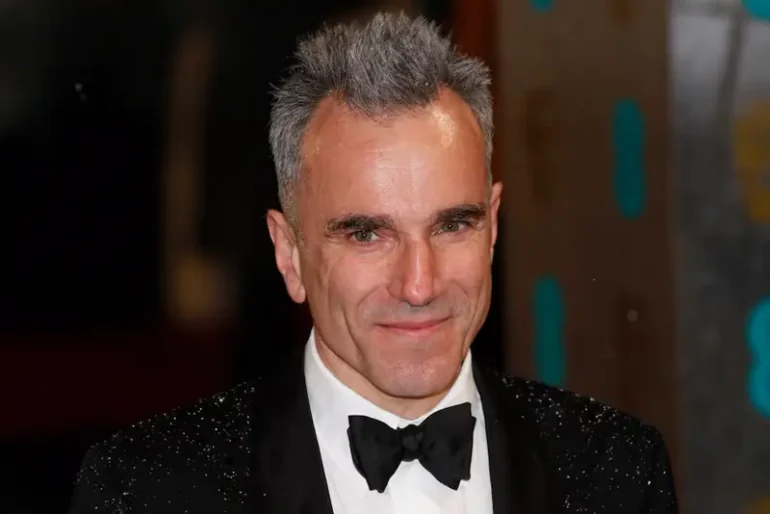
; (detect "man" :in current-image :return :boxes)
[68,12,678,513]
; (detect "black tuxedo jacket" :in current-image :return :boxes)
[68,352,678,513]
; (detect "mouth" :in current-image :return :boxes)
[377,318,449,335]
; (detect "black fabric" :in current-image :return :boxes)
[347,402,475,493]
[67,347,679,513]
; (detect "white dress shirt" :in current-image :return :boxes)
[303,329,494,514]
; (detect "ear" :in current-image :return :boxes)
[489,181,503,261]
[266,209,306,304]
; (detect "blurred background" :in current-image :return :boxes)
[1,0,769,512]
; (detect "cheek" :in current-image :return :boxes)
[323,253,386,309]
[439,239,491,291]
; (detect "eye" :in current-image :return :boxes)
[437,221,467,234]
[351,230,378,243]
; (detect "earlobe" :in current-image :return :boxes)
[266,209,307,304]
[288,244,306,303]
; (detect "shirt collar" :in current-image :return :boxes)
[304,327,480,467]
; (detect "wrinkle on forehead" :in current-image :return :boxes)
[297,90,486,225]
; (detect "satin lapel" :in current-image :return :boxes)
[473,365,558,514]
[249,349,334,514]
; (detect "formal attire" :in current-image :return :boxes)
[304,330,493,514]
[68,332,678,513]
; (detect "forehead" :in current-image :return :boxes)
[299,90,487,224]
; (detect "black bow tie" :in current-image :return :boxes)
[347,402,476,493]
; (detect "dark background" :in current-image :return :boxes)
[1,1,503,511]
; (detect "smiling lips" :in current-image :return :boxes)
[378,318,448,334]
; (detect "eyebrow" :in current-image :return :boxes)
[434,203,487,225]
[325,214,396,236]
[324,203,488,236]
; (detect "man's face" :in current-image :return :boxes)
[268,90,502,406]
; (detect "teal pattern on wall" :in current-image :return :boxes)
[612,98,647,220]
[744,0,770,20]
[533,275,566,387]
[747,296,770,418]
[530,0,555,13]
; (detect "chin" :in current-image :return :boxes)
[370,351,464,400]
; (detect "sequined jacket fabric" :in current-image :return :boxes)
[67,356,678,514]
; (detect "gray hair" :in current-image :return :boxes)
[268,12,494,219]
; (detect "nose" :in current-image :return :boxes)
[389,238,439,307]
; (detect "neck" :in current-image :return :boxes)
[314,335,456,420]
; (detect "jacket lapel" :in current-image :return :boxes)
[246,352,559,514]
[474,366,560,514]
[249,349,334,514]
